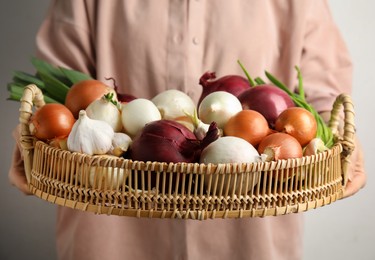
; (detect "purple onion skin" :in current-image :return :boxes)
[129,120,201,163]
[117,93,137,103]
[198,71,250,106]
[237,85,295,128]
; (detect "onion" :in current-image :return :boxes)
[65,79,116,118]
[303,137,328,156]
[151,89,196,121]
[198,91,242,129]
[48,137,68,150]
[77,155,127,189]
[105,77,137,103]
[86,93,122,132]
[237,85,295,128]
[275,107,317,146]
[30,103,75,141]
[121,98,162,137]
[151,89,196,131]
[223,110,270,147]
[130,120,219,163]
[200,136,261,194]
[198,71,250,106]
[257,133,303,161]
[109,132,132,157]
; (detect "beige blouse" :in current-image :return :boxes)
[35,0,352,259]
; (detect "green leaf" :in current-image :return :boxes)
[7,83,60,104]
[59,67,92,84]
[254,77,266,85]
[31,56,72,86]
[295,66,305,101]
[43,95,60,104]
[7,84,24,101]
[38,71,70,103]
[13,71,45,89]
[237,60,256,87]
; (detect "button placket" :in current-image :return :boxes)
[186,0,205,98]
[166,0,187,91]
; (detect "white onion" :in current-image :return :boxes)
[200,136,260,194]
[151,89,196,121]
[89,166,126,190]
[198,91,242,129]
[121,98,162,137]
[85,95,123,132]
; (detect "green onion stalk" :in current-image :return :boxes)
[238,60,334,148]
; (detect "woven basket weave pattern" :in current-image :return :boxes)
[20,84,355,220]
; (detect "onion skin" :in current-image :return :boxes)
[200,136,260,194]
[129,120,201,163]
[198,91,243,129]
[237,85,295,128]
[121,98,162,137]
[65,79,115,118]
[30,103,75,141]
[257,133,303,161]
[275,107,317,147]
[303,137,328,156]
[198,71,250,107]
[223,110,270,147]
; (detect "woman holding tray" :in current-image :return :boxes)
[9,1,366,259]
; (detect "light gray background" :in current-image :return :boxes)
[0,1,374,260]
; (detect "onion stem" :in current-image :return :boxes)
[238,62,334,148]
[237,60,256,87]
[265,68,333,148]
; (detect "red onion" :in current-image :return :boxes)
[237,85,295,128]
[105,77,137,103]
[116,93,137,103]
[129,120,219,163]
[198,71,250,106]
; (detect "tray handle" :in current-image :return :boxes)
[19,84,45,183]
[328,93,356,186]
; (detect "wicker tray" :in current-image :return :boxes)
[19,84,355,220]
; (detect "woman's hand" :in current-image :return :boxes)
[8,125,32,195]
[342,136,366,198]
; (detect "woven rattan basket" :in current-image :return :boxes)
[19,84,355,220]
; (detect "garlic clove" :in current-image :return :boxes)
[110,132,132,157]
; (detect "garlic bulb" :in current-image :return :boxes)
[110,132,132,156]
[67,110,115,155]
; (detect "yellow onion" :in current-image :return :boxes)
[30,103,75,141]
[257,132,303,161]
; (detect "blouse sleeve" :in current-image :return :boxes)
[300,0,353,113]
[35,0,96,77]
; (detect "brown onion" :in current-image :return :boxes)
[30,103,75,141]
[65,79,115,118]
[274,107,317,146]
[257,132,303,161]
[223,110,270,147]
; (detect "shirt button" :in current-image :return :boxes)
[192,37,200,45]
